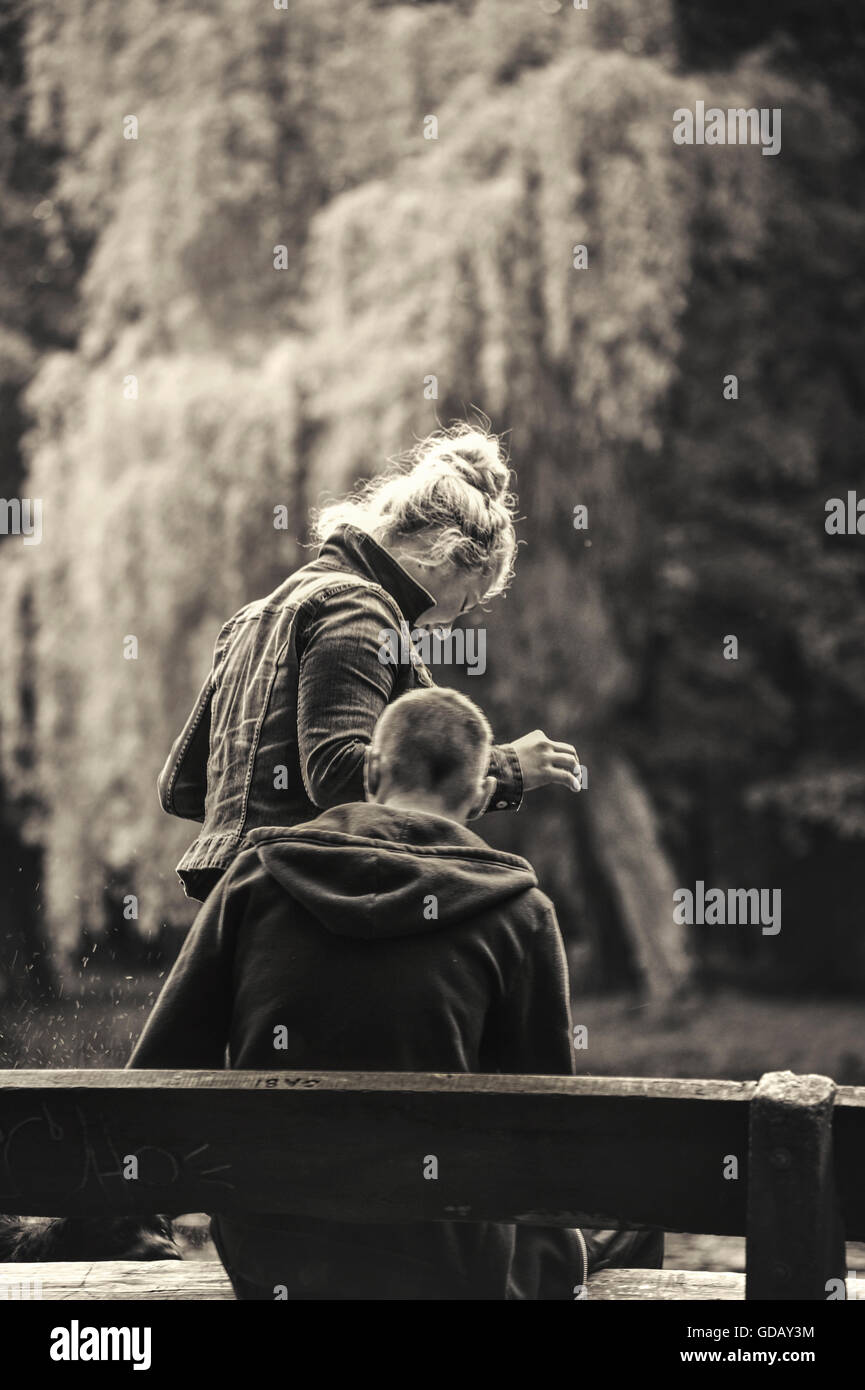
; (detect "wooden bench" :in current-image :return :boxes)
[1,1068,862,1300]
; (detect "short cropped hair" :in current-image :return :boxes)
[371,688,493,812]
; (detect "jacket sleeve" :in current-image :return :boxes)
[491,898,575,1077]
[157,673,214,823]
[127,870,241,1070]
[480,744,524,815]
[296,585,400,809]
[298,582,523,814]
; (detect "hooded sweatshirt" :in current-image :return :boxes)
[130,802,579,1299]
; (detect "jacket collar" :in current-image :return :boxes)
[317,524,435,627]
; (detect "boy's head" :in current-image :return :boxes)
[365,688,495,823]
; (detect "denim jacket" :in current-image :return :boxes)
[159,525,523,900]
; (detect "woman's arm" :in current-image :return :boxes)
[483,744,524,813]
[298,584,532,815]
[297,585,401,809]
[478,731,581,815]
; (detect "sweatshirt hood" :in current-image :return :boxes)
[246,803,538,939]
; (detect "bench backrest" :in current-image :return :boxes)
[1,1069,862,1299]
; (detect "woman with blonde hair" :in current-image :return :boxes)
[159,423,581,901]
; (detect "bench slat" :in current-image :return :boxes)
[2,1072,863,1242]
[0,1262,740,1301]
[587,1268,745,1300]
[0,1070,753,1234]
[0,1260,234,1301]
[3,1261,864,1301]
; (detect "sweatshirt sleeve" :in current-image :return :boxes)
[493,898,575,1077]
[127,870,242,1070]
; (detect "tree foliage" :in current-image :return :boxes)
[1,0,864,988]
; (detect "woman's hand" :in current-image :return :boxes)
[511,730,582,793]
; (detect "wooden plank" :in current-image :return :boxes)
[834,1086,865,1241]
[0,1070,752,1232]
[5,1260,864,1303]
[2,1071,863,1238]
[587,1268,745,1300]
[0,1070,756,1099]
[592,1265,865,1301]
[0,1259,234,1301]
[746,1071,845,1300]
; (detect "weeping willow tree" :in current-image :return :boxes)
[2,0,863,995]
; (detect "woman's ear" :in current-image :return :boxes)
[364,748,381,800]
[467,774,496,821]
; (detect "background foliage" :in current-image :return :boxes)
[2,0,864,1007]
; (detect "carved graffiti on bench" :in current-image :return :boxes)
[0,1102,235,1201]
[250,1076,321,1088]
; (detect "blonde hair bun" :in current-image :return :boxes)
[420,427,510,504]
[311,421,518,600]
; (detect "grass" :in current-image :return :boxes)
[4,980,863,1083]
[570,989,865,1084]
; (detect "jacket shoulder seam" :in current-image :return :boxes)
[302,575,405,626]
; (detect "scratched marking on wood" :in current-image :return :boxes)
[250,1076,321,1089]
[0,1101,236,1204]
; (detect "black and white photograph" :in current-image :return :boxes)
[0,0,863,1361]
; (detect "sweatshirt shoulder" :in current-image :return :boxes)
[523,885,559,924]
[496,883,560,939]
[216,845,276,906]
